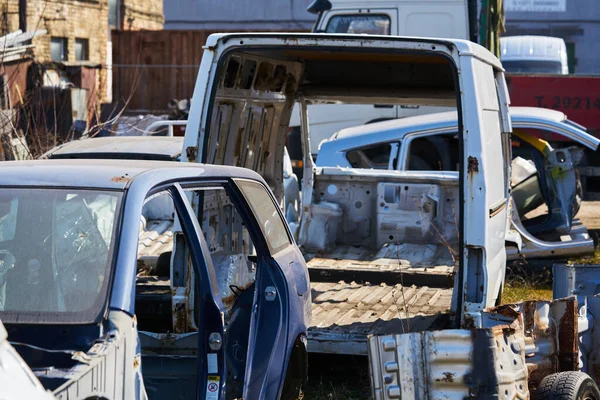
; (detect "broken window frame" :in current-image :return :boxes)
[345,141,400,170]
[401,129,460,172]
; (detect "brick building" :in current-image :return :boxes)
[112,0,163,31]
[0,0,164,103]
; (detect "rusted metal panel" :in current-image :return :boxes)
[2,59,31,109]
[368,328,529,399]
[368,298,578,399]
[482,299,578,391]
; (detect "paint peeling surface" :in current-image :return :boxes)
[467,156,479,174]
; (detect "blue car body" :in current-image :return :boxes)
[0,159,310,400]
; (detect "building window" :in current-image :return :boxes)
[50,37,68,62]
[109,0,120,29]
[75,38,89,61]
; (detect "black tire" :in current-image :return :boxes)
[537,371,600,400]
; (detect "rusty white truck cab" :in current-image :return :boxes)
[182,33,511,334]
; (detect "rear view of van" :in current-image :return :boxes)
[501,35,569,75]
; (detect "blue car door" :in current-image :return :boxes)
[231,179,308,399]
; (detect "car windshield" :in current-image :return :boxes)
[501,60,563,74]
[0,188,121,324]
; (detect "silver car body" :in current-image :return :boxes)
[316,106,600,260]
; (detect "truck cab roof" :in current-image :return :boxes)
[203,33,503,70]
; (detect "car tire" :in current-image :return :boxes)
[537,371,600,400]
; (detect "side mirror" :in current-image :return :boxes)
[307,0,332,14]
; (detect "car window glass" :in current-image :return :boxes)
[406,133,459,171]
[346,142,397,170]
[0,189,120,320]
[236,181,290,254]
[326,14,391,35]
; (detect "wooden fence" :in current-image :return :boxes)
[111,30,212,112]
[111,29,304,113]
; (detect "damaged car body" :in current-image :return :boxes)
[182,32,600,397]
[181,32,512,354]
[369,262,600,399]
[315,106,600,260]
[0,159,310,400]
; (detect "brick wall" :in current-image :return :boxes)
[122,0,164,30]
[0,0,164,106]
[1,0,109,104]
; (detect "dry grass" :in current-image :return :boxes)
[501,260,553,304]
[570,249,600,264]
[502,286,553,303]
[501,247,600,303]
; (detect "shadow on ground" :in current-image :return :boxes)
[303,354,372,400]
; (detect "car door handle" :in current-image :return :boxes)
[489,199,507,218]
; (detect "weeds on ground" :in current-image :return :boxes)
[570,249,600,264]
[502,260,553,304]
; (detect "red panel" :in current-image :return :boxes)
[507,75,600,140]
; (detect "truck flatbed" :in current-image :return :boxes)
[308,281,454,355]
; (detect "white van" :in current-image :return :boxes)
[501,35,569,75]
[311,0,470,39]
